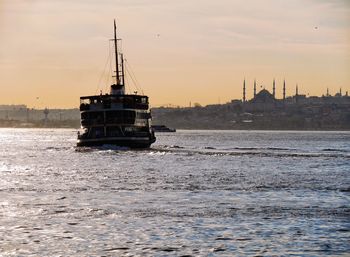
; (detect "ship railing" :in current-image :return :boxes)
[80,103,148,111]
[80,95,149,111]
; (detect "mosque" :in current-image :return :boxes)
[239,79,349,112]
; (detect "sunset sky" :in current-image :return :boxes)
[1,0,349,108]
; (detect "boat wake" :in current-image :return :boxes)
[73,144,349,159]
[149,145,350,159]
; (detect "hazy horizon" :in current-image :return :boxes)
[1,0,349,108]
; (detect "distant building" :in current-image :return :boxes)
[238,80,349,112]
[0,104,27,110]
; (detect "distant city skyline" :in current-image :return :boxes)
[1,0,349,108]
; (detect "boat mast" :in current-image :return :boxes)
[121,53,126,85]
[114,19,120,85]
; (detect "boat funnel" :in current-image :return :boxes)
[110,84,125,95]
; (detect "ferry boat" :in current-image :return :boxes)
[77,20,156,148]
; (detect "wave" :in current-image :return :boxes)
[150,146,349,159]
[73,144,349,159]
[45,146,73,151]
[74,145,131,152]
[322,148,349,153]
[131,205,350,219]
[223,146,296,151]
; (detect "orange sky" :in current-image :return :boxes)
[1,0,349,108]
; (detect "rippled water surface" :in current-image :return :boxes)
[0,129,349,256]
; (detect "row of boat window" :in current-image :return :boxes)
[81,111,150,125]
[80,96,148,105]
[80,126,150,138]
[80,103,148,111]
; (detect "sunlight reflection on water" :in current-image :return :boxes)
[0,129,349,256]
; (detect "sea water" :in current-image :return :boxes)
[0,129,349,256]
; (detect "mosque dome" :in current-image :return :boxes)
[252,89,275,103]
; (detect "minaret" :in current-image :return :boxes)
[272,79,276,98]
[283,79,286,100]
[340,87,342,96]
[243,79,246,102]
[253,79,256,98]
[326,88,329,97]
[295,84,298,103]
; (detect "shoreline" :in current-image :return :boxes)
[0,125,349,132]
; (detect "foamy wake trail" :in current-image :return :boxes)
[150,145,350,159]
